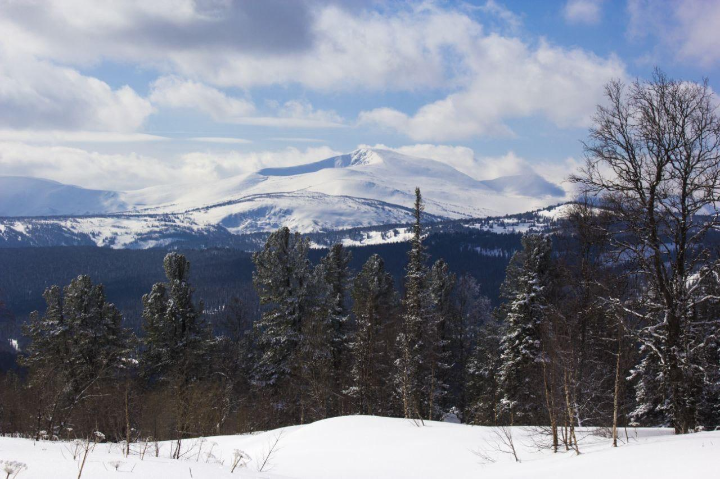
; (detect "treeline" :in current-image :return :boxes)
[0,230,516,333]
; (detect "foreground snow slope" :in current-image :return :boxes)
[1,416,718,479]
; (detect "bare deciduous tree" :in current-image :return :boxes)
[571,69,720,434]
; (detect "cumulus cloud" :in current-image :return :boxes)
[0,141,340,190]
[0,49,153,132]
[360,38,625,141]
[149,76,255,120]
[0,1,480,91]
[0,0,317,64]
[563,0,603,25]
[628,0,720,67]
[372,143,539,181]
[0,1,627,140]
[177,146,341,181]
[149,78,343,128]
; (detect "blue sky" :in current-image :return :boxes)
[0,0,718,191]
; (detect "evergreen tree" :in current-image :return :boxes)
[465,319,503,425]
[497,234,555,425]
[425,258,455,419]
[140,253,209,383]
[22,275,129,437]
[347,254,397,415]
[395,187,429,419]
[251,227,313,422]
[319,244,352,414]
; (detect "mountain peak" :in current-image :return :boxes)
[349,148,384,166]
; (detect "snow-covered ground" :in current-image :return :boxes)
[1,416,718,479]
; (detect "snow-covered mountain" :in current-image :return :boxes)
[0,148,567,248]
[0,176,127,216]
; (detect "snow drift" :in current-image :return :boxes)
[0,415,717,479]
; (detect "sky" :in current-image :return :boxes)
[0,0,719,192]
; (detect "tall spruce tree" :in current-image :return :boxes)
[348,254,397,415]
[252,227,313,422]
[395,187,429,419]
[465,318,503,425]
[425,258,455,419]
[319,244,352,414]
[497,234,555,425]
[22,275,129,437]
[140,253,209,383]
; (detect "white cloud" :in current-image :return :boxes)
[0,1,627,140]
[0,141,340,190]
[628,0,720,67]
[149,76,256,120]
[371,143,535,181]
[0,130,167,143]
[189,137,252,144]
[475,0,523,33]
[0,141,177,190]
[149,78,344,128]
[177,146,341,181]
[563,0,603,25]
[0,2,480,91]
[270,137,326,143]
[0,49,153,132]
[360,38,625,141]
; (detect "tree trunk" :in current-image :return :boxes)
[542,362,558,452]
[612,321,623,447]
[125,384,131,456]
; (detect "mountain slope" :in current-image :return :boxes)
[0,176,127,216]
[0,148,568,247]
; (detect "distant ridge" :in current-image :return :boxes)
[0,148,567,247]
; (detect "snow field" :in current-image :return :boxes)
[1,415,718,479]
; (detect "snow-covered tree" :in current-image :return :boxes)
[572,70,720,433]
[424,258,455,419]
[140,253,209,383]
[497,234,555,425]
[394,187,429,419]
[251,227,315,422]
[465,318,503,425]
[22,275,130,437]
[318,244,352,414]
[347,254,398,415]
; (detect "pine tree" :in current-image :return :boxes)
[395,187,429,419]
[465,319,503,425]
[347,254,397,415]
[425,258,455,419]
[251,227,313,422]
[22,275,129,437]
[319,244,352,414]
[497,234,555,425]
[140,253,209,383]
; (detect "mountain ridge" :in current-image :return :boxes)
[0,148,568,248]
